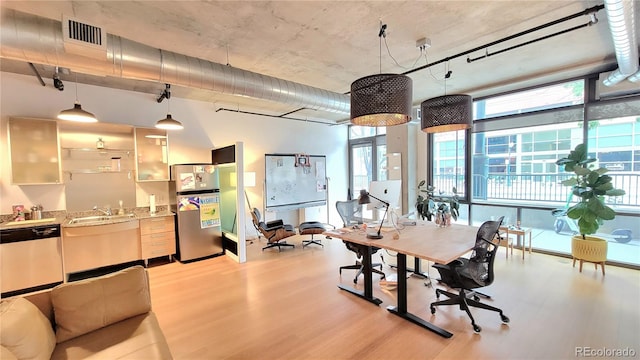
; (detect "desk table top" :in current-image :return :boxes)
[325,222,479,265]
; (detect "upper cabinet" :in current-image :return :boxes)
[135,127,169,181]
[8,117,61,184]
[59,122,135,180]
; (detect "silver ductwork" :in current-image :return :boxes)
[602,0,638,86]
[0,9,350,114]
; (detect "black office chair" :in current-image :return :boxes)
[250,208,296,251]
[429,216,510,333]
[335,200,385,284]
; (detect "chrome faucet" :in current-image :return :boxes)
[93,205,112,216]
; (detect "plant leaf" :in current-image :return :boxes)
[599,205,616,220]
[606,189,626,196]
[574,165,591,176]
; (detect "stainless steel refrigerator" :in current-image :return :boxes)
[169,164,224,262]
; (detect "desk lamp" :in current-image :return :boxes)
[358,189,389,239]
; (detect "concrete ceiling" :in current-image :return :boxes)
[0,1,631,124]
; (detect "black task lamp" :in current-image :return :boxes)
[358,189,389,239]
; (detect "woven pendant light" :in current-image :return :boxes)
[420,94,472,133]
[351,74,413,126]
[350,23,412,127]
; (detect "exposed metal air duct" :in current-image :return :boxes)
[0,9,350,114]
[602,0,638,86]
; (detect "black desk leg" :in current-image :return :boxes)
[338,243,382,306]
[390,257,430,282]
[387,253,453,338]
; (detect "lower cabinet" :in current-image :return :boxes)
[140,216,176,264]
[62,221,140,276]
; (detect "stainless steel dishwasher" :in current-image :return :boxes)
[1,224,63,296]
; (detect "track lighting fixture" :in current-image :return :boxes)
[53,67,64,91]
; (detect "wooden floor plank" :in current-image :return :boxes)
[147,235,640,359]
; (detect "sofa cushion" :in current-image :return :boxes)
[1,345,18,360]
[51,265,151,343]
[0,297,56,360]
[51,312,173,360]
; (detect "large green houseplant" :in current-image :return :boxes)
[555,143,626,236]
[415,180,459,225]
[555,143,626,274]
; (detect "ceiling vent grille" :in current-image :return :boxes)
[62,16,107,60]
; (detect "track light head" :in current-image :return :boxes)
[156,83,171,103]
[53,74,64,91]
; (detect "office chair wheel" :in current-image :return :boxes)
[430,306,436,314]
[353,278,358,284]
[473,324,482,333]
[473,295,480,301]
[501,314,510,323]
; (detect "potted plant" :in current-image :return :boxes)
[555,143,626,275]
[415,180,460,226]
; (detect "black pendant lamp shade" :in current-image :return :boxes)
[58,73,98,123]
[155,114,183,130]
[57,102,98,123]
[421,94,472,133]
[350,74,413,127]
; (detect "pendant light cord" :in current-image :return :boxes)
[378,21,386,74]
[74,73,79,102]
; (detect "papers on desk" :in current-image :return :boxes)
[325,228,353,236]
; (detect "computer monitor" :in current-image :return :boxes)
[367,180,401,211]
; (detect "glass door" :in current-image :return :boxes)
[349,128,387,221]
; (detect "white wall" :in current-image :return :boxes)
[0,72,348,228]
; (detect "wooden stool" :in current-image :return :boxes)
[495,232,513,259]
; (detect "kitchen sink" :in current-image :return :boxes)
[67,213,136,225]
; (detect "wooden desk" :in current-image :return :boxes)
[500,226,532,259]
[325,222,478,338]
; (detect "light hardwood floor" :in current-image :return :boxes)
[147,234,640,359]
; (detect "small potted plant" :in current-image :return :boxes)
[555,143,626,274]
[415,180,459,226]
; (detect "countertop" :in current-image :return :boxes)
[0,208,174,230]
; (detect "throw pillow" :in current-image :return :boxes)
[0,297,56,360]
[51,265,151,343]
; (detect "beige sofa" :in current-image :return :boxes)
[0,265,172,359]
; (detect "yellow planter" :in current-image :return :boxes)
[571,235,607,275]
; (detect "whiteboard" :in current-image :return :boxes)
[265,154,327,211]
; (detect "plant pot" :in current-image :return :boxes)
[571,235,607,275]
[434,211,451,227]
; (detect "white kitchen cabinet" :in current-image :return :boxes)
[140,215,175,264]
[8,117,61,184]
[135,127,169,181]
[62,221,141,276]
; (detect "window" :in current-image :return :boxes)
[474,79,584,120]
[472,122,584,203]
[431,130,466,199]
[428,76,640,267]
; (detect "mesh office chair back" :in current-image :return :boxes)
[462,216,504,287]
[336,199,364,227]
